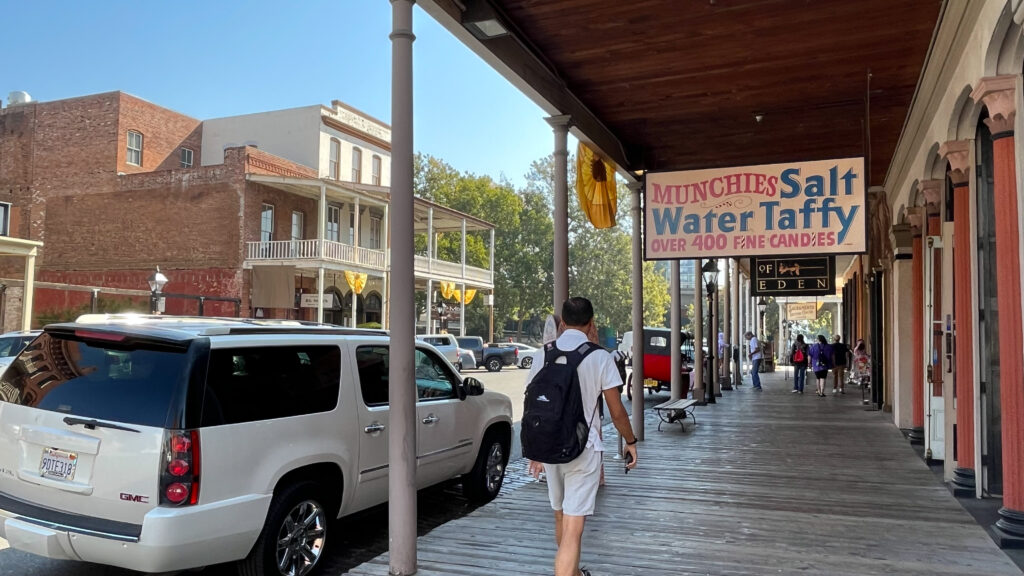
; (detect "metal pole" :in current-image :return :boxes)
[670,260,682,401]
[388,1,417,573]
[628,180,645,439]
[694,258,705,404]
[547,115,571,312]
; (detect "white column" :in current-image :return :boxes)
[461,218,467,279]
[489,228,495,285]
[670,260,682,400]
[732,260,741,384]
[459,282,466,336]
[547,115,571,311]
[427,207,434,272]
[317,267,325,324]
[388,1,417,573]
[723,259,732,389]
[22,251,35,331]
[318,182,326,258]
[383,204,390,330]
[628,181,645,439]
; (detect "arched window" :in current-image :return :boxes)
[371,155,382,185]
[329,138,341,180]
[366,292,382,312]
[351,147,363,182]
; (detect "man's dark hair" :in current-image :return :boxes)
[561,297,594,327]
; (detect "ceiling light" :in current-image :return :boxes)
[465,18,508,39]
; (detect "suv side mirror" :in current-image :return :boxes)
[460,377,484,398]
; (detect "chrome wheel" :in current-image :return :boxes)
[484,441,505,495]
[521,356,533,369]
[275,500,326,576]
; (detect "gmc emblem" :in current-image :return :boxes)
[119,492,149,504]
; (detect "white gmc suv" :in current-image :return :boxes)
[0,315,513,575]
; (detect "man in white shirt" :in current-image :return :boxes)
[745,331,763,389]
[526,297,638,576]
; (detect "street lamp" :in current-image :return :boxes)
[701,259,718,405]
[435,301,450,333]
[148,266,168,314]
[757,297,768,338]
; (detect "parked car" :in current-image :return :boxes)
[0,329,40,377]
[417,333,463,371]
[492,342,537,368]
[459,348,477,370]
[620,327,694,399]
[456,336,518,372]
[0,315,513,575]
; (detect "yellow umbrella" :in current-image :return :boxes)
[575,142,617,229]
[344,271,368,295]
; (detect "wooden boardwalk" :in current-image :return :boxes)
[345,372,1022,575]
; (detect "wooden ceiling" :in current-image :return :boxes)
[431,0,942,186]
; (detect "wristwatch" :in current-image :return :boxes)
[626,437,638,446]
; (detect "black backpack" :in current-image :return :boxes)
[521,341,601,464]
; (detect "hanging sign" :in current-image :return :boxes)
[301,293,339,309]
[751,256,836,296]
[786,302,819,321]
[644,157,866,259]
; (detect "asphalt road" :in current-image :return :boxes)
[0,366,533,576]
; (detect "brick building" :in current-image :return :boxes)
[0,91,495,331]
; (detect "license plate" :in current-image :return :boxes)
[39,448,78,481]
[644,378,658,388]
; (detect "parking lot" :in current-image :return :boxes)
[0,365,534,576]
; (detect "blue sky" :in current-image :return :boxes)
[0,1,562,187]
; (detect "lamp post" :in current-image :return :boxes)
[435,301,450,333]
[148,266,168,315]
[701,259,718,405]
[757,297,768,339]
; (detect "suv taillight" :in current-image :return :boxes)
[161,429,200,506]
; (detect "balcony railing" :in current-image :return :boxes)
[414,255,493,285]
[245,241,490,284]
[246,239,387,271]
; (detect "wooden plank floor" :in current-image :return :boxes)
[345,371,1023,575]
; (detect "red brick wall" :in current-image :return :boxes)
[41,169,245,272]
[116,93,201,175]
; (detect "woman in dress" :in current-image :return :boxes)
[852,338,871,385]
[808,334,833,397]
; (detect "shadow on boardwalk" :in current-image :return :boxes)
[344,370,1023,576]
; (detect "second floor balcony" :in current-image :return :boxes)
[245,239,387,271]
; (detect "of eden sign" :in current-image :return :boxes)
[644,158,866,259]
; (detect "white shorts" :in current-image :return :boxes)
[543,446,602,516]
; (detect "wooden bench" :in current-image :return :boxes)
[652,398,698,432]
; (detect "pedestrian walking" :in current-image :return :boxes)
[745,331,763,389]
[789,334,809,394]
[809,334,833,397]
[524,297,638,576]
[831,335,851,394]
[852,338,871,384]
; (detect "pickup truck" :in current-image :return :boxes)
[457,336,518,372]
[417,333,463,371]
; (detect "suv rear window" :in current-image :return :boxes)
[0,332,195,428]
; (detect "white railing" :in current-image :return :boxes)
[414,255,493,285]
[246,240,387,271]
[245,241,487,281]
